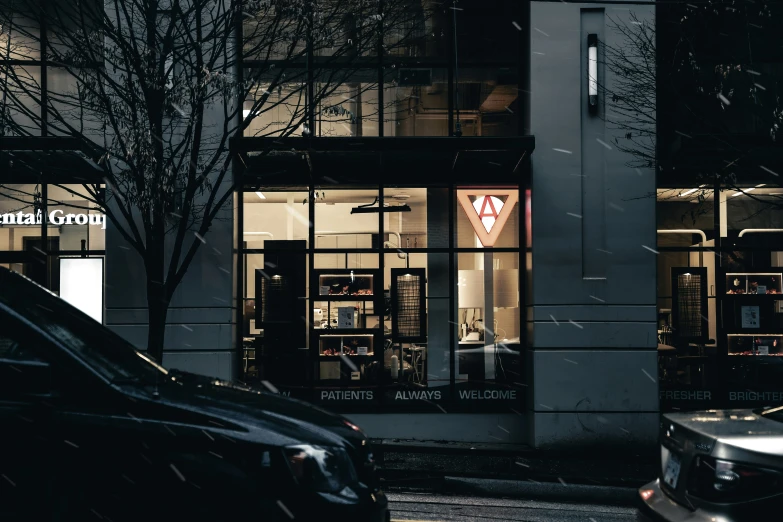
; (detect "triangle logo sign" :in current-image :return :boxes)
[457,189,519,247]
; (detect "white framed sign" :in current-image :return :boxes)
[741,306,760,329]
[59,257,104,323]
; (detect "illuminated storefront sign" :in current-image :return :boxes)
[0,210,107,229]
[456,189,519,247]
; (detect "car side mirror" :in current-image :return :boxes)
[0,359,55,398]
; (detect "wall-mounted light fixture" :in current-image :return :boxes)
[587,34,598,112]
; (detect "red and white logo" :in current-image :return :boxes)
[457,189,519,247]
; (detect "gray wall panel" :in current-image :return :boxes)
[531,321,657,348]
[532,305,656,322]
[531,411,658,451]
[529,2,657,450]
[532,350,658,412]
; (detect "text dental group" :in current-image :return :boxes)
[0,210,106,229]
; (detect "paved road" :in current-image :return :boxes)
[388,492,639,521]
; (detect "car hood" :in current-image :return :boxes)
[142,370,361,448]
[665,409,783,439]
[665,409,783,467]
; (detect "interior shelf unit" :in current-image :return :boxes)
[311,269,382,383]
[724,273,783,358]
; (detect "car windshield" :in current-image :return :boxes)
[0,269,167,384]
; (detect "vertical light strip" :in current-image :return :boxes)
[588,34,598,111]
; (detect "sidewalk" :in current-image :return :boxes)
[373,439,657,505]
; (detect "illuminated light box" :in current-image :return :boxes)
[60,258,104,323]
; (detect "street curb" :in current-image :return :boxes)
[441,476,639,506]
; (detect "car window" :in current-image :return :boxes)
[0,270,167,384]
[0,335,46,363]
[0,328,54,399]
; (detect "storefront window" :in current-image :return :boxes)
[656,186,717,411]
[241,189,310,391]
[722,185,783,405]
[314,189,380,250]
[0,184,41,251]
[240,183,526,411]
[46,184,104,252]
[657,184,783,409]
[383,187,427,248]
[456,251,521,402]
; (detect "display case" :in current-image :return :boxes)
[318,272,376,297]
[318,334,376,383]
[728,334,783,357]
[313,300,375,329]
[726,273,782,294]
[318,334,375,357]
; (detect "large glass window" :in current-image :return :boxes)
[0,184,41,252]
[656,187,718,411]
[240,184,525,411]
[314,189,380,250]
[241,189,310,394]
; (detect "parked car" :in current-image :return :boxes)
[638,409,783,522]
[0,267,389,522]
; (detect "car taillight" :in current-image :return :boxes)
[688,456,783,503]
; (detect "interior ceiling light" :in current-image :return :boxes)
[255,191,266,199]
[731,184,765,197]
[680,185,706,197]
[351,197,411,214]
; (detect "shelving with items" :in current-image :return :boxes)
[318,272,375,296]
[727,334,783,356]
[726,273,782,295]
[313,300,373,330]
[318,334,375,357]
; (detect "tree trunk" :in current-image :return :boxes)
[146,282,169,364]
[146,242,168,364]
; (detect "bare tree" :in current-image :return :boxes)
[601,3,783,214]
[0,0,435,361]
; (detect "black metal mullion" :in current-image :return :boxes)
[236,184,245,381]
[306,0,315,134]
[448,185,456,403]
[308,180,316,399]
[41,183,49,288]
[377,170,385,405]
[446,0,454,137]
[39,0,48,136]
[377,0,384,137]
[713,182,727,408]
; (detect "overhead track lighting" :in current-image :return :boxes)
[350,197,411,214]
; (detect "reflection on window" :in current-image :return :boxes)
[317,80,379,137]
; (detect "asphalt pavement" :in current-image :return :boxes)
[388,492,640,521]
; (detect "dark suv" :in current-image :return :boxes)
[0,267,389,522]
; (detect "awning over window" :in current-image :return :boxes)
[0,137,103,183]
[231,136,535,187]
